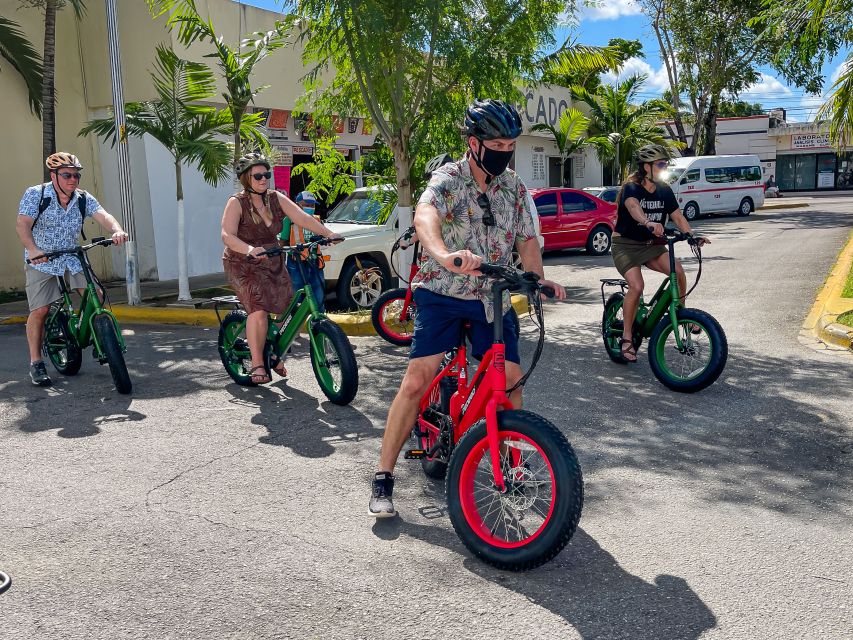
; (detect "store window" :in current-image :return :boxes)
[795,155,816,190]
[838,152,853,189]
[777,155,796,191]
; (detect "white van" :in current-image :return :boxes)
[665,155,765,220]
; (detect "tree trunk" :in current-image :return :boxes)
[175,161,191,301]
[42,0,58,182]
[390,134,413,276]
[701,96,719,156]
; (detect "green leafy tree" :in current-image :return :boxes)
[287,0,609,236]
[531,107,614,186]
[754,0,853,148]
[573,75,675,183]
[19,0,86,179]
[147,0,286,164]
[0,15,44,117]
[717,100,766,117]
[81,45,250,300]
[639,0,782,155]
[543,38,643,94]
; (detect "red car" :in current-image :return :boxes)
[530,188,617,255]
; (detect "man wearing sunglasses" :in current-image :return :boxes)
[369,99,566,517]
[16,152,128,386]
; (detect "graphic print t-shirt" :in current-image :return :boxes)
[615,181,679,242]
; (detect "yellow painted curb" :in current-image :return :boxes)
[803,229,853,350]
[1,295,531,338]
[758,202,809,211]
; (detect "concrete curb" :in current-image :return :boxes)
[1,294,531,337]
[758,201,810,211]
[803,229,853,351]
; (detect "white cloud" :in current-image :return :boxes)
[600,57,671,92]
[830,59,851,85]
[581,0,642,20]
[735,73,794,100]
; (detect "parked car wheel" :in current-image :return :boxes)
[737,197,754,216]
[336,258,389,309]
[683,201,700,221]
[586,225,612,255]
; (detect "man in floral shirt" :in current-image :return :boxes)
[16,152,128,387]
[369,100,566,517]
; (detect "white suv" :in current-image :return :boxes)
[322,186,545,309]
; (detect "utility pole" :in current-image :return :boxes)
[105,0,141,304]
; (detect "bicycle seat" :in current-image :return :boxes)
[600,278,627,286]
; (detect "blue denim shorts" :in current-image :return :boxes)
[409,288,520,363]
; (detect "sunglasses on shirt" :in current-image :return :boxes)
[58,171,82,180]
[476,193,496,227]
[252,171,272,180]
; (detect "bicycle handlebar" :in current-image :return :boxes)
[656,228,705,246]
[26,237,115,264]
[452,257,555,298]
[252,237,343,260]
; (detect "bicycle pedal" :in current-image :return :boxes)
[404,449,426,460]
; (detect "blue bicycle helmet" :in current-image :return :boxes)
[464,99,522,140]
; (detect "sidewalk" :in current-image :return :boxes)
[802,230,853,351]
[0,274,530,336]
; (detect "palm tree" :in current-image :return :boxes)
[147,0,287,164]
[20,0,86,180]
[81,45,252,300]
[531,107,614,187]
[573,74,675,183]
[0,15,44,117]
[818,56,853,150]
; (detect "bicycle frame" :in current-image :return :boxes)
[49,250,125,357]
[603,236,687,351]
[417,281,516,492]
[394,240,420,323]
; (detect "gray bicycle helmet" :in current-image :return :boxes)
[635,144,671,164]
[235,152,270,177]
[464,99,523,140]
[424,153,454,178]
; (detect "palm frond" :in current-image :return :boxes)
[0,15,44,116]
[816,56,853,149]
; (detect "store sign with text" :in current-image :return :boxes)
[519,86,571,133]
[792,133,831,149]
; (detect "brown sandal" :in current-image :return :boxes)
[247,365,271,384]
[619,338,638,363]
[270,355,288,378]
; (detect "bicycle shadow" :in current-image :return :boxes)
[224,381,379,458]
[372,517,716,639]
[6,373,146,439]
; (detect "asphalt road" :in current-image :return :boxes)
[2,199,852,639]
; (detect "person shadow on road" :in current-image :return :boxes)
[374,518,716,639]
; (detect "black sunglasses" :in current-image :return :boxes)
[476,193,495,227]
[58,171,81,180]
[252,171,272,180]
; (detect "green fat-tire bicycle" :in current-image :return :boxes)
[34,237,132,394]
[215,239,359,406]
[601,228,728,393]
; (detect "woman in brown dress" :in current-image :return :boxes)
[221,153,341,384]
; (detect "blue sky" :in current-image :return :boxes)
[237,0,850,122]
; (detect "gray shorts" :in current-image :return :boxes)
[25,266,88,311]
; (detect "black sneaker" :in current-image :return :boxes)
[368,472,397,518]
[29,361,52,387]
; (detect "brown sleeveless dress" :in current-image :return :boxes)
[222,192,293,314]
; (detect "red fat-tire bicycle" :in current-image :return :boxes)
[371,226,419,346]
[406,261,583,571]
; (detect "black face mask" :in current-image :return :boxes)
[474,141,514,178]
